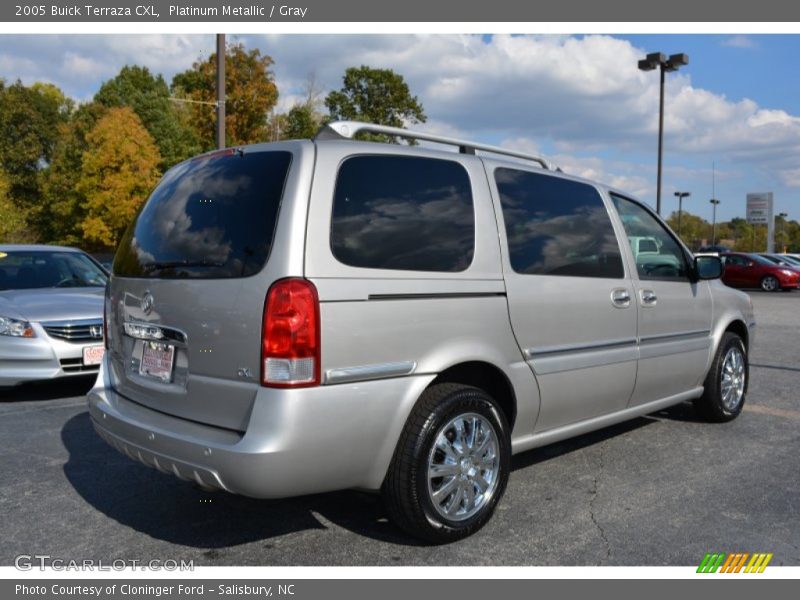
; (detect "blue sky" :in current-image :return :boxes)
[1,33,798,223]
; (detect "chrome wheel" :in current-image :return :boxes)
[761,276,779,291]
[720,346,746,411]
[427,412,500,522]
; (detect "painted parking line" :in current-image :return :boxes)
[744,403,800,420]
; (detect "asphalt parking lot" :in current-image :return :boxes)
[1,290,798,567]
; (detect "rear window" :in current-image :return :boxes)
[114,151,292,278]
[330,155,475,272]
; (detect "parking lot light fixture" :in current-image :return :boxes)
[710,198,721,245]
[674,191,690,238]
[639,52,689,216]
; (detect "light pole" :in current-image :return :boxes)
[216,33,226,149]
[777,212,788,252]
[709,198,720,246]
[638,52,689,215]
[674,191,690,238]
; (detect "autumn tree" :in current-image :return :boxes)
[39,102,107,246]
[95,66,200,170]
[172,43,278,148]
[324,66,426,143]
[77,107,161,250]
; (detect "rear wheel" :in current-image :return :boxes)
[760,275,780,292]
[382,383,511,544]
[694,332,747,422]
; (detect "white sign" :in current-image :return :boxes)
[746,192,773,225]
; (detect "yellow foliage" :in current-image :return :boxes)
[77,106,161,250]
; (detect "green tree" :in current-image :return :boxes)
[665,210,710,250]
[95,66,200,170]
[172,42,278,149]
[283,104,320,140]
[77,107,161,250]
[0,80,71,226]
[324,65,426,143]
[0,168,34,243]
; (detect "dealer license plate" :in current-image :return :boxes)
[139,342,175,382]
[82,345,105,366]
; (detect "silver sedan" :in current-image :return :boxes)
[0,245,108,388]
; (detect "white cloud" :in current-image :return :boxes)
[2,33,800,199]
[722,35,758,49]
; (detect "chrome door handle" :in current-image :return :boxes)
[611,288,631,308]
[640,290,658,306]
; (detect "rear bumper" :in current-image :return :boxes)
[87,356,434,498]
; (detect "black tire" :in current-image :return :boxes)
[760,275,780,292]
[382,383,511,544]
[693,332,748,422]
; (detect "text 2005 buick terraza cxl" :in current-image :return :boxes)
[89,121,755,543]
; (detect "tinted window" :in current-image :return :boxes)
[722,254,747,267]
[114,151,292,278]
[495,169,624,278]
[331,155,474,272]
[611,194,689,281]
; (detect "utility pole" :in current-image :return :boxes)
[216,33,226,150]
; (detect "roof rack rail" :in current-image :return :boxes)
[315,120,556,171]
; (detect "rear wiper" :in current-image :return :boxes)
[141,260,225,272]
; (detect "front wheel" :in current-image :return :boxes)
[761,275,780,292]
[382,383,511,544]
[694,332,748,422]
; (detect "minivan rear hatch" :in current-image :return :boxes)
[107,147,299,431]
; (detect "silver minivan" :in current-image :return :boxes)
[89,121,755,543]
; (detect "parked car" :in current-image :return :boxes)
[0,245,107,387]
[761,253,800,268]
[721,252,800,291]
[89,122,755,543]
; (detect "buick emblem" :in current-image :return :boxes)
[90,325,103,339]
[141,291,154,315]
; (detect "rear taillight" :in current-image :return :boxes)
[261,278,320,388]
[103,287,110,350]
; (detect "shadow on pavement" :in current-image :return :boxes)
[0,376,95,402]
[61,411,422,549]
[61,401,678,551]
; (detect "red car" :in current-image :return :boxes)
[720,252,800,292]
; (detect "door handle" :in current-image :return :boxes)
[611,288,631,308]
[640,289,658,306]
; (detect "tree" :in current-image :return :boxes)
[0,80,71,217]
[95,66,201,170]
[283,104,320,140]
[324,66,426,143]
[172,43,278,149]
[39,102,106,245]
[0,169,34,243]
[77,107,161,250]
[665,210,710,249]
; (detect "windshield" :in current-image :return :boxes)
[0,250,108,291]
[114,150,292,279]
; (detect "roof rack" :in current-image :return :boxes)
[315,120,556,171]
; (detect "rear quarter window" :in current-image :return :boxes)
[114,150,292,279]
[330,155,475,272]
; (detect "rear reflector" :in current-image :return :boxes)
[261,278,320,387]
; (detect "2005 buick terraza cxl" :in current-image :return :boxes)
[89,121,755,543]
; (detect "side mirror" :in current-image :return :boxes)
[694,255,723,280]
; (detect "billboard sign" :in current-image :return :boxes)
[746,193,773,224]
